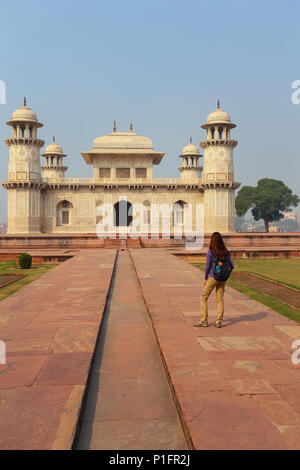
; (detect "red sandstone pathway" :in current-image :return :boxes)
[75,251,187,450]
[0,249,116,450]
[1,246,300,450]
[131,249,300,450]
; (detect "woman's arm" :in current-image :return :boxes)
[228,253,234,270]
[205,249,212,280]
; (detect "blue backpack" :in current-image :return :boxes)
[212,254,232,282]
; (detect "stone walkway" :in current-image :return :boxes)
[75,251,187,450]
[0,250,116,449]
[131,249,300,450]
[0,247,299,449]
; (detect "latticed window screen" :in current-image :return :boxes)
[136,168,147,178]
[99,168,111,178]
[62,210,69,224]
[116,168,130,178]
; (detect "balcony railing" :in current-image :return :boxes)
[42,177,204,185]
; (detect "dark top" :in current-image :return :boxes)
[205,248,234,280]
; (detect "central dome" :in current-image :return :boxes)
[93,132,153,150]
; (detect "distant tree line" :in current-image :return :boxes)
[235,178,299,232]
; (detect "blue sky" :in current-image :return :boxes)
[0,0,300,221]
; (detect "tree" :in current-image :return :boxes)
[235,178,299,232]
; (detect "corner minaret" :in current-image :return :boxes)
[42,136,68,179]
[2,98,45,233]
[178,138,202,180]
[200,101,240,233]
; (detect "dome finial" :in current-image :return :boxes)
[217,99,220,109]
[113,120,116,132]
[24,96,27,107]
[130,120,133,132]
[53,135,55,143]
[189,136,192,144]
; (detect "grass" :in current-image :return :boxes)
[226,276,300,323]
[0,260,57,301]
[191,259,300,323]
[230,258,300,290]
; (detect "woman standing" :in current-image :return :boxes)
[194,232,234,328]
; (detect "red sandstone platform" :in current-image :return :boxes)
[131,249,300,450]
[0,249,116,450]
[0,232,299,248]
[0,232,299,260]
[0,247,299,449]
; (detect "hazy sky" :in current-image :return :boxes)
[0,0,299,221]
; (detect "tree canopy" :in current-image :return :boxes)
[235,178,299,232]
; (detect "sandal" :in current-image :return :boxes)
[194,321,208,327]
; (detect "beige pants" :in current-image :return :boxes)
[201,277,226,323]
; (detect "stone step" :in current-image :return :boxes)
[126,238,141,248]
[105,238,142,249]
[105,238,121,248]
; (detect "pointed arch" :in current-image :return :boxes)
[172,200,187,227]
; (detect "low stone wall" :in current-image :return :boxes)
[0,252,73,264]
[176,249,300,262]
[221,233,300,247]
[0,232,299,250]
[0,234,105,249]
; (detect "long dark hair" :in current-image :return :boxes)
[209,232,229,260]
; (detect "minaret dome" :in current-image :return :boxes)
[41,136,68,179]
[178,138,202,180]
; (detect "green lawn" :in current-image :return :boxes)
[230,258,300,290]
[0,260,57,301]
[191,258,300,323]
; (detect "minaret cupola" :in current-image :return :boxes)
[3,98,45,233]
[201,99,236,142]
[5,97,44,182]
[200,100,238,184]
[178,138,202,180]
[200,100,240,233]
[41,136,68,179]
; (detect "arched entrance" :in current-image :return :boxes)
[114,200,133,227]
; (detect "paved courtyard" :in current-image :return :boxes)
[0,248,299,449]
